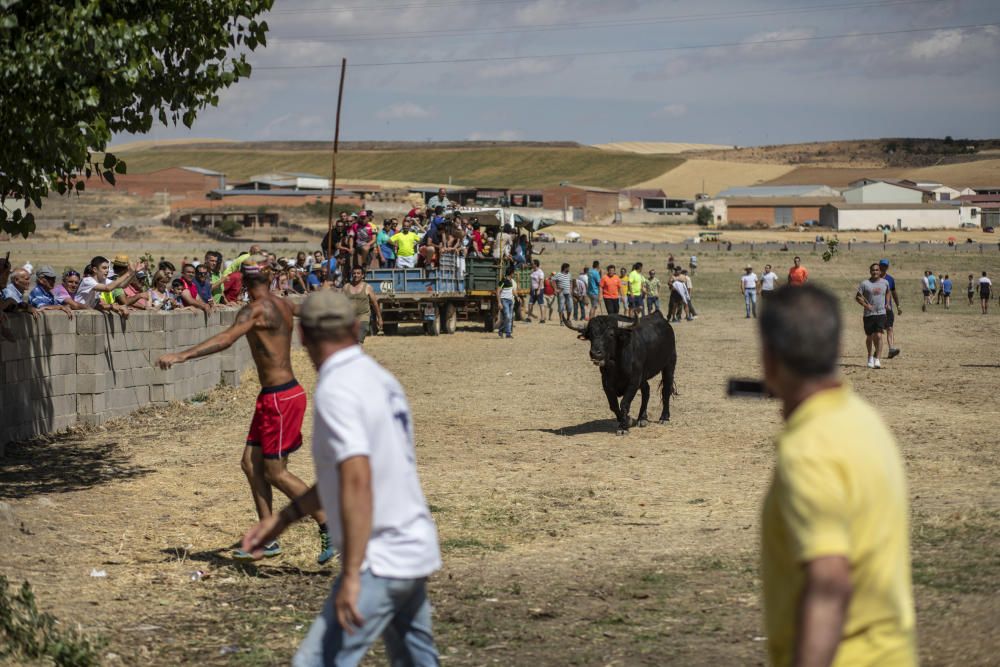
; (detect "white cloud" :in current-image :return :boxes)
[652,103,687,118]
[467,130,524,141]
[907,29,964,60]
[376,102,433,120]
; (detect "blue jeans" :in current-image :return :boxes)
[500,298,514,336]
[293,571,439,667]
[744,290,757,318]
[646,296,660,312]
[556,292,572,317]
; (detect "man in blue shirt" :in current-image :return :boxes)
[28,266,76,317]
[587,260,602,318]
[941,274,953,309]
[878,259,901,359]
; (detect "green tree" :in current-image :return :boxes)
[0,0,273,237]
[695,205,713,226]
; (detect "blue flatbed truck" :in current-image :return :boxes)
[366,256,531,335]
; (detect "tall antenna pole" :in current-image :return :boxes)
[326,58,347,261]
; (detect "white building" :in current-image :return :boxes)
[819,203,960,231]
[842,181,926,204]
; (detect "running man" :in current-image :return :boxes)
[155,267,335,564]
[977,271,992,314]
[856,263,889,369]
[878,259,902,359]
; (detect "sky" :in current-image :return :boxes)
[122,0,1000,146]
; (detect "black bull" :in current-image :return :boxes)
[565,311,677,435]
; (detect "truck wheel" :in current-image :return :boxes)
[442,303,457,334]
[382,322,399,336]
[423,305,441,336]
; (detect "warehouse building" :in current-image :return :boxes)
[82,166,225,198]
[541,184,619,221]
[843,180,931,204]
[819,203,960,231]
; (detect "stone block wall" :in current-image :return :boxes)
[0,308,256,448]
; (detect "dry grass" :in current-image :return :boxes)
[1,246,999,665]
[762,159,1000,189]
[593,142,734,155]
[628,159,797,199]
[107,146,684,190]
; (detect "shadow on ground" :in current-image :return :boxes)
[532,419,624,436]
[0,436,151,499]
[160,547,335,579]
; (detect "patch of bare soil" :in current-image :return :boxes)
[2,248,998,665]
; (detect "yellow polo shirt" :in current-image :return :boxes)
[391,231,420,258]
[761,385,916,667]
[627,270,644,297]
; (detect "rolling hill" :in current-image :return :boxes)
[112,142,684,190]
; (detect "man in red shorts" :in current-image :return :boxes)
[156,265,335,564]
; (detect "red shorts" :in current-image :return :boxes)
[246,380,307,459]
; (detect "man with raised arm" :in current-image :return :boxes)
[155,266,335,564]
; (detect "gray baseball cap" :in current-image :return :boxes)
[36,265,57,279]
[299,291,356,331]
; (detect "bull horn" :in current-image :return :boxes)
[562,317,586,333]
[616,320,634,330]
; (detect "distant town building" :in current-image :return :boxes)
[819,203,960,231]
[842,180,929,205]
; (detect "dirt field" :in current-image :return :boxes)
[629,160,797,200]
[2,246,999,666]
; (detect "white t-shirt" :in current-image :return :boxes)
[980,276,993,288]
[75,276,101,307]
[760,271,778,291]
[741,273,758,291]
[312,346,441,579]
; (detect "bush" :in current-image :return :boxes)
[695,206,713,226]
[0,575,102,666]
[217,218,242,237]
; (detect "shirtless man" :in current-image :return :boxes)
[155,268,335,564]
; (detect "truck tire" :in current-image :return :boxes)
[442,303,457,334]
[423,305,441,336]
[382,322,399,336]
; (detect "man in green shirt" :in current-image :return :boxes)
[645,269,661,313]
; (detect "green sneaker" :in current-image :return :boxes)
[232,541,281,561]
[317,531,336,565]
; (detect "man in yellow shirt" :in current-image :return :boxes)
[626,262,645,317]
[390,218,421,269]
[758,284,916,667]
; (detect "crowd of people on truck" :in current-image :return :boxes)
[318,189,539,279]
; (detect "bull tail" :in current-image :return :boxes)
[657,378,679,396]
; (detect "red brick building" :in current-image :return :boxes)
[723,197,841,227]
[82,166,225,198]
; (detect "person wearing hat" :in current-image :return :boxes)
[28,265,82,317]
[740,264,759,319]
[241,291,442,667]
[156,269,335,565]
[877,259,902,359]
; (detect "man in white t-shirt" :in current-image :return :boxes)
[525,259,545,323]
[741,265,759,319]
[242,291,441,667]
[759,264,779,303]
[76,255,142,315]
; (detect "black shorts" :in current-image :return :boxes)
[981,287,991,300]
[863,314,887,335]
[922,290,930,296]
[885,308,894,329]
[604,298,620,315]
[529,288,544,305]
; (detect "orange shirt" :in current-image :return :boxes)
[788,265,809,286]
[600,274,621,299]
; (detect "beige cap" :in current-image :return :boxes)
[299,291,356,331]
